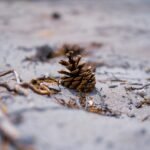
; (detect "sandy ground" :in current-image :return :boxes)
[0,0,150,150]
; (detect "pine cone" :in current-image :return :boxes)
[58,51,96,92]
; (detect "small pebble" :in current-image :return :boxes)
[136,90,146,98]
[135,102,142,108]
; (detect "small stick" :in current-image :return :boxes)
[13,70,21,84]
[125,83,150,91]
[141,115,150,122]
[54,97,79,109]
[0,83,27,96]
[0,70,14,77]
[0,109,35,150]
[110,79,127,82]
[21,83,50,95]
[0,83,14,92]
[21,82,60,96]
[0,69,21,84]
[110,74,127,83]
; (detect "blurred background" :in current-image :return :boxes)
[0,0,150,60]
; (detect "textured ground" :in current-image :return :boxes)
[0,0,150,150]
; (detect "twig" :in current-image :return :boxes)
[0,83,28,96]
[54,97,79,109]
[20,76,60,96]
[0,69,21,84]
[110,74,127,83]
[141,115,150,122]
[110,79,126,82]
[21,82,54,95]
[125,83,150,91]
[0,109,36,150]
[0,70,14,77]
[13,70,21,84]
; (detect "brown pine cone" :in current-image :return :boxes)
[58,51,96,92]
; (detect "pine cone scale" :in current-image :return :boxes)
[73,76,82,81]
[72,81,81,87]
[70,69,80,75]
[58,70,70,76]
[62,81,70,87]
[59,60,69,66]
[62,77,74,82]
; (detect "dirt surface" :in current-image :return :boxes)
[0,0,150,150]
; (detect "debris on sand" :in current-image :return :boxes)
[0,69,27,96]
[0,102,36,150]
[54,96,121,117]
[58,50,120,117]
[88,42,103,48]
[0,83,28,96]
[24,44,84,63]
[51,12,61,20]
[0,69,21,83]
[24,45,55,62]
[135,96,150,108]
[125,83,150,91]
[21,76,60,96]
